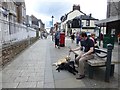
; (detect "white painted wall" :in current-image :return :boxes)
[0,18,37,46]
[62,10,84,35]
[82,20,97,27]
[67,10,83,21]
[81,29,94,33]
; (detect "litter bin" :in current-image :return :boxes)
[60,32,65,47]
[103,34,115,48]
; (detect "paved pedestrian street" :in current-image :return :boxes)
[0,36,120,89]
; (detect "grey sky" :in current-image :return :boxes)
[35,2,72,19]
[25,0,107,28]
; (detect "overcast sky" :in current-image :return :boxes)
[25,0,107,28]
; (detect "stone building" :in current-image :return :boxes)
[95,0,120,42]
[38,19,45,31]
[0,0,27,43]
[15,1,26,24]
[0,0,26,23]
[26,15,32,27]
[30,15,39,30]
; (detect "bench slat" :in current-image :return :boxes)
[87,58,106,66]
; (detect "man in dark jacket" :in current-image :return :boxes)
[70,32,94,79]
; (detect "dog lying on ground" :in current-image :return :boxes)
[52,56,71,66]
[52,56,78,75]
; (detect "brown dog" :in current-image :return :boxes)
[52,56,71,67]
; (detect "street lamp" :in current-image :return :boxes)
[51,16,54,27]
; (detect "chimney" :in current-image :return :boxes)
[89,13,92,17]
[73,4,80,11]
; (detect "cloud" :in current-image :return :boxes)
[25,0,107,27]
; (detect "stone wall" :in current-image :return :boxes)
[1,37,38,67]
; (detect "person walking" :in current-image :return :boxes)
[90,33,99,48]
[69,32,95,79]
[71,33,75,43]
[54,23,60,49]
[76,32,80,46]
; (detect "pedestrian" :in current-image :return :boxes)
[76,32,80,46]
[71,33,75,43]
[90,33,99,48]
[69,32,95,79]
[118,33,120,45]
[54,23,60,49]
[40,31,43,39]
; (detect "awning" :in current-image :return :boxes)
[95,16,120,27]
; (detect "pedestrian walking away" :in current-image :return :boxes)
[71,33,75,43]
[76,32,80,46]
[54,22,60,49]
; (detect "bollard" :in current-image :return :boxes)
[105,44,113,82]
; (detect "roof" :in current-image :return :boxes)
[61,10,86,22]
[95,16,120,27]
[74,15,98,20]
[66,10,86,16]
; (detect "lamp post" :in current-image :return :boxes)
[51,16,54,41]
[51,16,54,27]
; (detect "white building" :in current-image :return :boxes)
[61,5,98,36]
[61,5,85,35]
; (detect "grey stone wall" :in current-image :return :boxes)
[107,1,120,18]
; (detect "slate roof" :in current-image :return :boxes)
[74,15,98,20]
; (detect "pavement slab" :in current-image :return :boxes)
[1,36,119,89]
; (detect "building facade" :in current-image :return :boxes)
[38,19,45,31]
[0,0,36,44]
[0,0,26,23]
[26,15,32,27]
[15,1,26,24]
[30,15,39,30]
[95,0,120,42]
[61,5,86,35]
[106,1,120,39]
[61,5,98,36]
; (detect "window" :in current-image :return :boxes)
[86,20,90,26]
[72,19,80,28]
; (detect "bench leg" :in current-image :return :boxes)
[75,55,78,59]
[88,65,94,79]
[75,55,79,65]
[110,64,115,76]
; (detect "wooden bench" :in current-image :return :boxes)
[71,44,119,82]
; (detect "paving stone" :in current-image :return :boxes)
[0,83,2,90]
[53,70,75,80]
[14,76,29,83]
[27,76,44,82]
[0,72,2,83]
[2,76,16,83]
[1,36,119,89]
[20,72,37,76]
[44,76,54,83]
[36,72,44,77]
[2,82,19,88]
[17,82,37,88]
[44,82,55,88]
[36,81,44,88]
[55,78,85,88]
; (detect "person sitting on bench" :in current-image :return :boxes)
[69,32,95,79]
